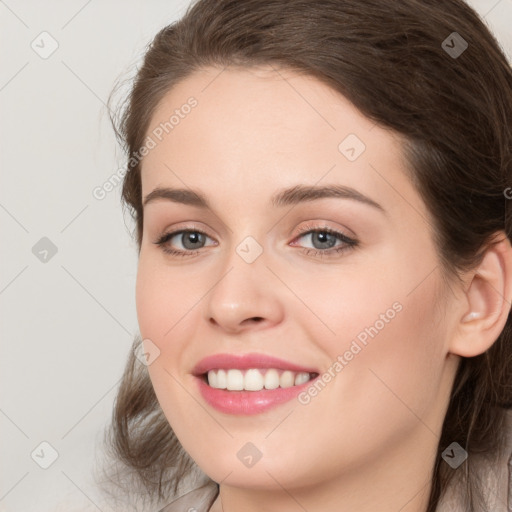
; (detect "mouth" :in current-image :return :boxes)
[191,352,321,415]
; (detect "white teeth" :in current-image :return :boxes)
[206,368,314,391]
[294,372,311,385]
[208,370,218,388]
[264,369,280,390]
[244,369,264,391]
[226,369,244,390]
[280,370,295,388]
[217,369,227,389]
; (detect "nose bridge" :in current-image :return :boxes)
[204,232,283,331]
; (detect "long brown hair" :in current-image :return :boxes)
[100,1,512,510]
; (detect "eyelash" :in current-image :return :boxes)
[153,223,358,259]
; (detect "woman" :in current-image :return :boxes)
[100,0,512,510]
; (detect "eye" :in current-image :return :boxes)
[291,224,358,258]
[153,223,358,259]
[153,229,216,256]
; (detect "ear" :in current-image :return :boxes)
[449,232,512,358]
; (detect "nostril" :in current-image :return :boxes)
[240,317,264,326]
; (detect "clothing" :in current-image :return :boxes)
[159,410,512,511]
[436,408,512,511]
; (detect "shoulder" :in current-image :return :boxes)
[157,481,218,512]
[436,408,512,511]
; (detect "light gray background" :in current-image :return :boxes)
[0,1,511,510]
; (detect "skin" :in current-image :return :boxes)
[135,65,512,512]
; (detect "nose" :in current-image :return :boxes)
[204,246,285,335]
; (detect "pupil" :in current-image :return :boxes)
[183,232,203,249]
[313,231,336,249]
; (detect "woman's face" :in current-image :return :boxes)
[136,66,459,492]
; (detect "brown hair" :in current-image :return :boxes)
[101,1,512,510]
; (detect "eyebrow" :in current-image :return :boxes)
[143,184,385,213]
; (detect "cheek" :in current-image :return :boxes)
[293,243,446,423]
[135,257,166,341]
[134,256,202,422]
[316,273,446,447]
[135,252,203,346]
[134,252,215,406]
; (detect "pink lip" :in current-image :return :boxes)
[191,353,319,415]
[192,352,318,375]
[195,376,319,415]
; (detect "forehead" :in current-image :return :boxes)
[139,65,426,221]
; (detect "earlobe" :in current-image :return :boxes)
[450,232,512,358]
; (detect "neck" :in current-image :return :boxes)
[209,428,437,512]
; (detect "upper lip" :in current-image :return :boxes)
[192,352,319,376]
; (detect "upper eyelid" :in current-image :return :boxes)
[158,219,353,237]
[156,222,213,238]
[294,222,355,237]
[161,225,350,237]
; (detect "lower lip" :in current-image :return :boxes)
[195,375,318,415]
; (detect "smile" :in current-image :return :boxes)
[192,352,320,415]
